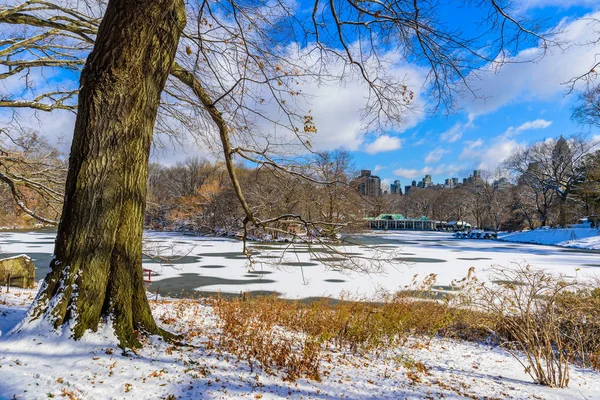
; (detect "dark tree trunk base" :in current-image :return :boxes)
[18,0,185,348]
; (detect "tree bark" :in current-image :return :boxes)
[23,0,185,348]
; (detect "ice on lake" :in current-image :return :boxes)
[1,229,598,299]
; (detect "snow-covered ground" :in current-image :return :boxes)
[499,227,600,249]
[1,288,599,399]
[2,230,600,300]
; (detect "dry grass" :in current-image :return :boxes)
[151,269,600,388]
[463,265,600,387]
[210,291,482,381]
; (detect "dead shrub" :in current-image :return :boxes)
[213,296,322,381]
[465,264,600,388]
[166,266,599,389]
[210,287,476,381]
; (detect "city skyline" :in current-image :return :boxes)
[358,169,495,195]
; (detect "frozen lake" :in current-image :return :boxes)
[1,230,599,299]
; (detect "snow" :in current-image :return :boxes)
[1,288,599,399]
[500,227,600,249]
[563,234,600,250]
[136,231,600,298]
[0,254,32,261]
[2,230,600,300]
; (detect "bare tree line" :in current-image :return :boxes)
[2,130,598,234]
[377,136,600,230]
[145,150,364,237]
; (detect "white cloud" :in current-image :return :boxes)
[242,44,428,154]
[457,119,553,171]
[412,138,426,146]
[380,178,392,191]
[425,147,447,163]
[304,64,426,151]
[517,0,599,11]
[439,116,474,143]
[0,109,76,153]
[439,124,463,143]
[497,119,553,139]
[511,119,552,134]
[459,133,524,171]
[150,134,215,165]
[459,139,484,160]
[393,167,430,179]
[464,12,600,116]
[373,165,387,174]
[364,135,405,154]
[1,38,429,163]
[476,138,524,171]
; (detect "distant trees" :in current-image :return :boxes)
[144,151,364,237]
[387,180,513,231]
[145,138,600,234]
[512,161,557,227]
[0,129,65,226]
[505,136,599,226]
[574,150,600,214]
[313,150,361,226]
[146,159,235,231]
[573,85,600,128]
[375,137,600,231]
[508,184,540,231]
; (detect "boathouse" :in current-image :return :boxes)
[369,214,442,231]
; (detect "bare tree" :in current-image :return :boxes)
[312,150,361,225]
[15,0,186,348]
[509,184,538,230]
[567,16,600,127]
[573,149,600,215]
[0,128,65,225]
[573,84,600,127]
[0,0,554,345]
[505,136,599,226]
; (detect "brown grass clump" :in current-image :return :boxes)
[171,266,600,388]
[212,296,322,381]
[210,291,478,381]
[464,265,600,388]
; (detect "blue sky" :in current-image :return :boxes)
[345,2,600,187]
[1,0,600,187]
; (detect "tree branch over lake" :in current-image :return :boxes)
[0,0,557,346]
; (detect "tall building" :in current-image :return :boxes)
[493,177,511,191]
[417,174,432,188]
[405,180,417,195]
[356,170,382,196]
[424,174,432,187]
[390,180,402,195]
[463,170,482,184]
[401,171,511,193]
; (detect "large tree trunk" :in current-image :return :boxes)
[22,0,185,348]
